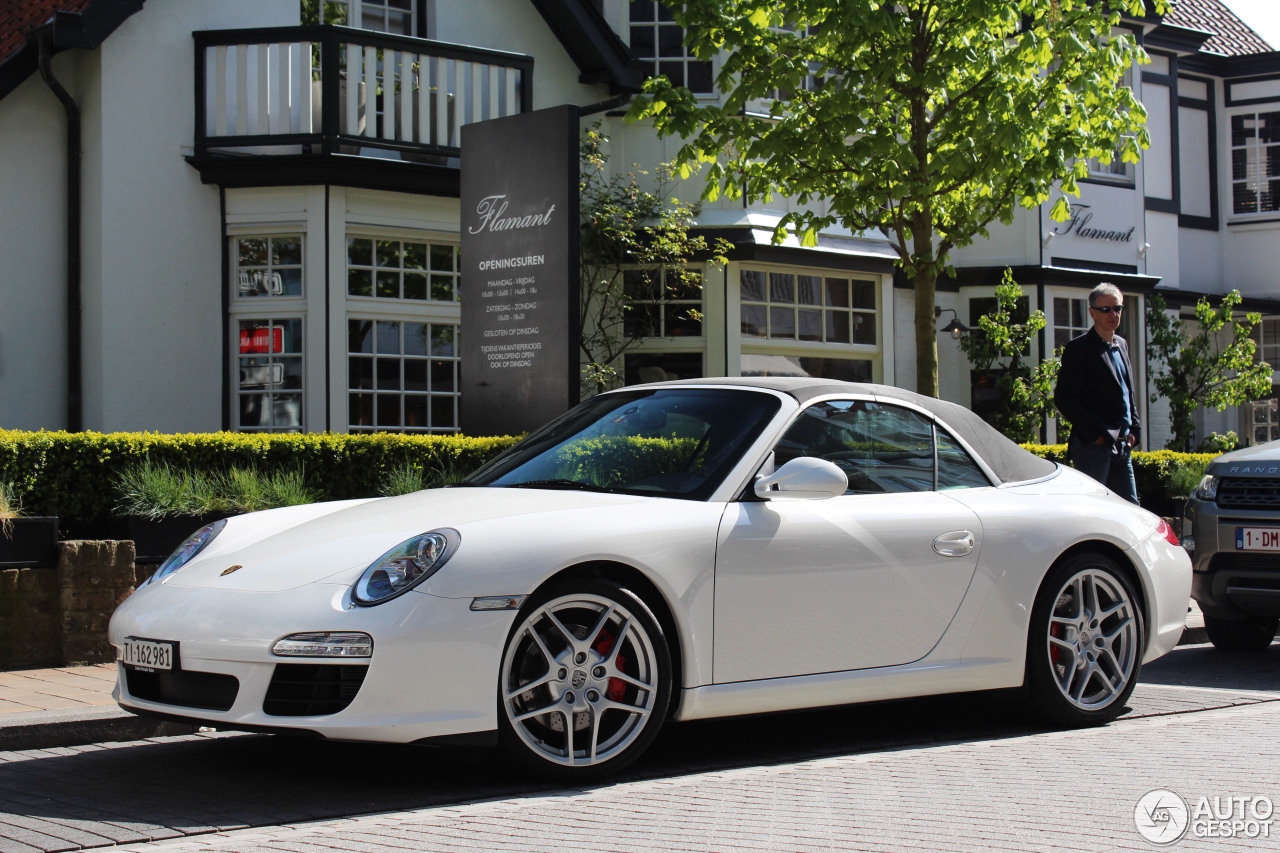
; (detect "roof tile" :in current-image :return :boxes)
[0,0,93,67]
[1163,0,1274,56]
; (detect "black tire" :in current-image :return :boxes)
[1203,614,1278,651]
[497,578,672,780]
[1025,552,1145,727]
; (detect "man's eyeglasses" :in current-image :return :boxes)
[1090,305,1124,314]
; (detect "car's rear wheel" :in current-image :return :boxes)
[498,579,671,780]
[1025,553,1144,726]
[1203,614,1278,651]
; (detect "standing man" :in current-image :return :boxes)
[1054,282,1142,505]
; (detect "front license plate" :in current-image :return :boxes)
[121,637,176,671]
[1235,527,1280,551]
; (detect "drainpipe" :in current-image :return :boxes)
[38,34,83,432]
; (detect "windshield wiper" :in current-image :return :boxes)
[507,479,616,493]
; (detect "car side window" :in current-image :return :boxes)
[937,428,991,490]
[773,400,935,494]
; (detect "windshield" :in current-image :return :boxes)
[464,388,781,500]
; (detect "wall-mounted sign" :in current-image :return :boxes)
[460,105,580,436]
[1051,204,1135,243]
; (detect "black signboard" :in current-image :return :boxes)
[460,105,580,436]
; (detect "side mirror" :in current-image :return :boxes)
[754,457,848,500]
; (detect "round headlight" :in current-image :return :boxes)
[149,519,227,584]
[1195,474,1219,501]
[352,528,460,606]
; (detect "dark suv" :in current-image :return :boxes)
[1183,441,1280,650]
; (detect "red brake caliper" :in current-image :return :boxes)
[593,629,628,701]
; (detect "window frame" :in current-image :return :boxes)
[627,0,716,96]
[344,229,462,434]
[345,234,461,305]
[1229,108,1280,217]
[234,315,307,433]
[346,316,461,434]
[228,232,309,433]
[737,264,881,383]
[304,0,418,36]
[622,266,705,340]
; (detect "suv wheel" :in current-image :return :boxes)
[1203,614,1278,651]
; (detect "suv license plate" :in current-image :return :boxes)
[1235,527,1280,551]
[121,637,175,671]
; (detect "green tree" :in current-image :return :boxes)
[578,125,730,395]
[957,270,1061,442]
[1146,291,1272,452]
[629,0,1163,397]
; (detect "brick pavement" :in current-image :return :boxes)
[0,665,117,715]
[93,701,1280,853]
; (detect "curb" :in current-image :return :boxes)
[0,706,196,752]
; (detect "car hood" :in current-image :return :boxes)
[1207,439,1280,477]
[163,488,651,593]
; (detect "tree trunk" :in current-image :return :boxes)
[913,268,939,397]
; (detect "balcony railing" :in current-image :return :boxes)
[194,26,534,159]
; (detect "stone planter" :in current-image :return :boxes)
[0,516,59,568]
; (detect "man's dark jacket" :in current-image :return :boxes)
[1054,326,1142,445]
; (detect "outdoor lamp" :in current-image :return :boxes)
[934,306,970,339]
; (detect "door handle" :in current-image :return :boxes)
[933,530,975,557]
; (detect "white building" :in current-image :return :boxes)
[1,0,1277,448]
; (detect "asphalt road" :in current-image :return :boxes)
[2,642,1278,853]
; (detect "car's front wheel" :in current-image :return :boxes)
[1025,553,1144,726]
[1203,614,1278,651]
[498,579,671,780]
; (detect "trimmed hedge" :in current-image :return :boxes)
[1023,444,1215,514]
[0,430,1221,536]
[0,430,520,537]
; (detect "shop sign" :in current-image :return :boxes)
[239,327,283,354]
[1050,204,1135,243]
[459,105,580,436]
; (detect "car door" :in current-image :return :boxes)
[713,398,987,683]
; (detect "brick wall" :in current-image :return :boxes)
[0,540,144,669]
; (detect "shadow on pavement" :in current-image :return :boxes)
[0,692,1040,853]
[1139,641,1280,691]
[2,644,1277,853]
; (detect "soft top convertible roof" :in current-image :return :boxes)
[657,377,1058,486]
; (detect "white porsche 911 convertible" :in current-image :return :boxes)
[109,378,1191,779]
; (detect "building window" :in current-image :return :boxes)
[629,1,713,94]
[237,318,304,432]
[347,237,460,302]
[235,236,303,298]
[741,269,876,345]
[1052,296,1091,350]
[1253,318,1280,367]
[1086,69,1135,183]
[1248,393,1280,446]
[623,268,703,338]
[625,352,703,384]
[348,319,460,433]
[1231,111,1280,215]
[301,0,414,35]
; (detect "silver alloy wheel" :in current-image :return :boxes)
[1045,568,1139,711]
[501,591,661,768]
